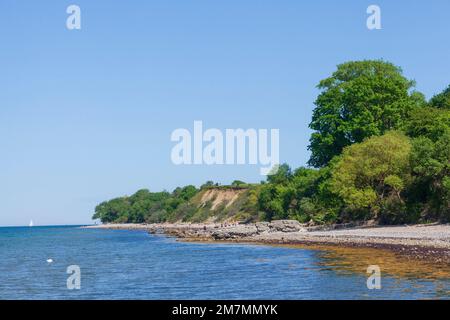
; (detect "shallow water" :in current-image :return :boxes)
[0,226,449,299]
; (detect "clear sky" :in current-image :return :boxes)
[0,1,449,226]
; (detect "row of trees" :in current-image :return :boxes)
[258,60,449,224]
[94,60,449,225]
[93,185,198,223]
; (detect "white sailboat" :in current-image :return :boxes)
[29,220,34,227]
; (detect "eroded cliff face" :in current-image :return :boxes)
[175,187,259,223]
[199,188,246,211]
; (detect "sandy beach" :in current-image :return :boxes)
[83,221,450,265]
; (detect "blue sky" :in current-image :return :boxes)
[0,1,449,226]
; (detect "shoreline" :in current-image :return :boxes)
[83,221,450,265]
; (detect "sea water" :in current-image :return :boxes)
[0,226,448,299]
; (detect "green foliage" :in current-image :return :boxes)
[258,183,293,220]
[384,175,404,193]
[200,181,216,189]
[267,164,292,184]
[404,107,450,141]
[231,180,246,187]
[429,85,450,109]
[93,197,130,223]
[329,131,412,223]
[308,60,422,167]
[409,132,450,221]
[93,186,198,223]
[258,164,339,223]
[237,187,262,222]
[173,185,198,201]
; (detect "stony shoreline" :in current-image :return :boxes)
[83,221,450,265]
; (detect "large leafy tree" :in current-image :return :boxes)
[329,131,412,223]
[308,60,423,167]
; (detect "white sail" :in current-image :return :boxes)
[29,220,33,227]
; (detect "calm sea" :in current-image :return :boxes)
[0,225,448,300]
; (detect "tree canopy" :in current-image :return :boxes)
[93,187,197,223]
[308,60,422,167]
[329,131,412,222]
[429,85,450,109]
[404,106,450,141]
[410,132,450,221]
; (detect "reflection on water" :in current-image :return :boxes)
[290,244,450,298]
[295,244,450,280]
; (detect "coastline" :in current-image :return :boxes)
[83,221,450,265]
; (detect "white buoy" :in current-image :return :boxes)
[46,259,53,263]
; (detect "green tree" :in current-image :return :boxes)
[200,181,215,189]
[231,180,246,187]
[129,189,151,202]
[258,183,294,220]
[308,60,422,167]
[330,131,412,223]
[173,185,198,201]
[429,85,450,109]
[267,163,292,184]
[288,168,325,223]
[291,167,321,199]
[404,107,450,141]
[410,132,450,221]
[93,197,131,223]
